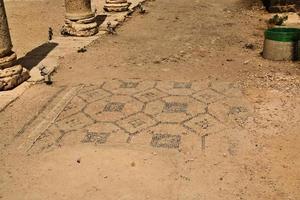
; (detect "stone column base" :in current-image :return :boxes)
[0,64,30,91]
[0,50,30,91]
[104,0,130,12]
[0,51,17,69]
[61,16,98,37]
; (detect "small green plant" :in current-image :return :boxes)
[268,14,288,26]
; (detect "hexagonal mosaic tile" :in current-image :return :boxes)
[84,95,143,122]
[192,89,225,104]
[184,113,227,135]
[56,112,94,132]
[78,88,111,103]
[117,113,158,134]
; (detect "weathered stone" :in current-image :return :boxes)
[104,0,130,12]
[61,24,98,37]
[0,0,12,58]
[75,16,96,24]
[268,4,297,12]
[62,0,98,37]
[0,81,4,90]
[0,0,29,91]
[107,0,128,3]
[66,19,98,31]
[0,68,29,91]
[0,51,17,69]
[0,65,22,78]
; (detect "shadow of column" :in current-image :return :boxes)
[17,42,58,71]
[95,14,107,26]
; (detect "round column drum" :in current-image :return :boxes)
[65,0,94,20]
[0,0,13,57]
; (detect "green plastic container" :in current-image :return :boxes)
[265,28,300,42]
[263,28,300,61]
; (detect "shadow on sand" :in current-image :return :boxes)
[17,42,58,71]
[95,14,107,26]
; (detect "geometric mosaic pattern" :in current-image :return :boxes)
[31,79,253,152]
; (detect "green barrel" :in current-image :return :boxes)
[265,28,300,42]
[263,28,300,61]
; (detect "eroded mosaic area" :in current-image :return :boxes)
[32,79,253,151]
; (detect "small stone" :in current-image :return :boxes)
[243,60,250,65]
[76,158,81,163]
[179,50,185,55]
[153,60,161,64]
[131,162,136,167]
[77,47,87,53]
[138,3,146,14]
[185,158,194,163]
[244,43,254,50]
[161,68,170,72]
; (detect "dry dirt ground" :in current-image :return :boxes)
[0,0,300,199]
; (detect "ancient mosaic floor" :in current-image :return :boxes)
[31,79,253,152]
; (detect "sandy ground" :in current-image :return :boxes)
[0,0,300,199]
